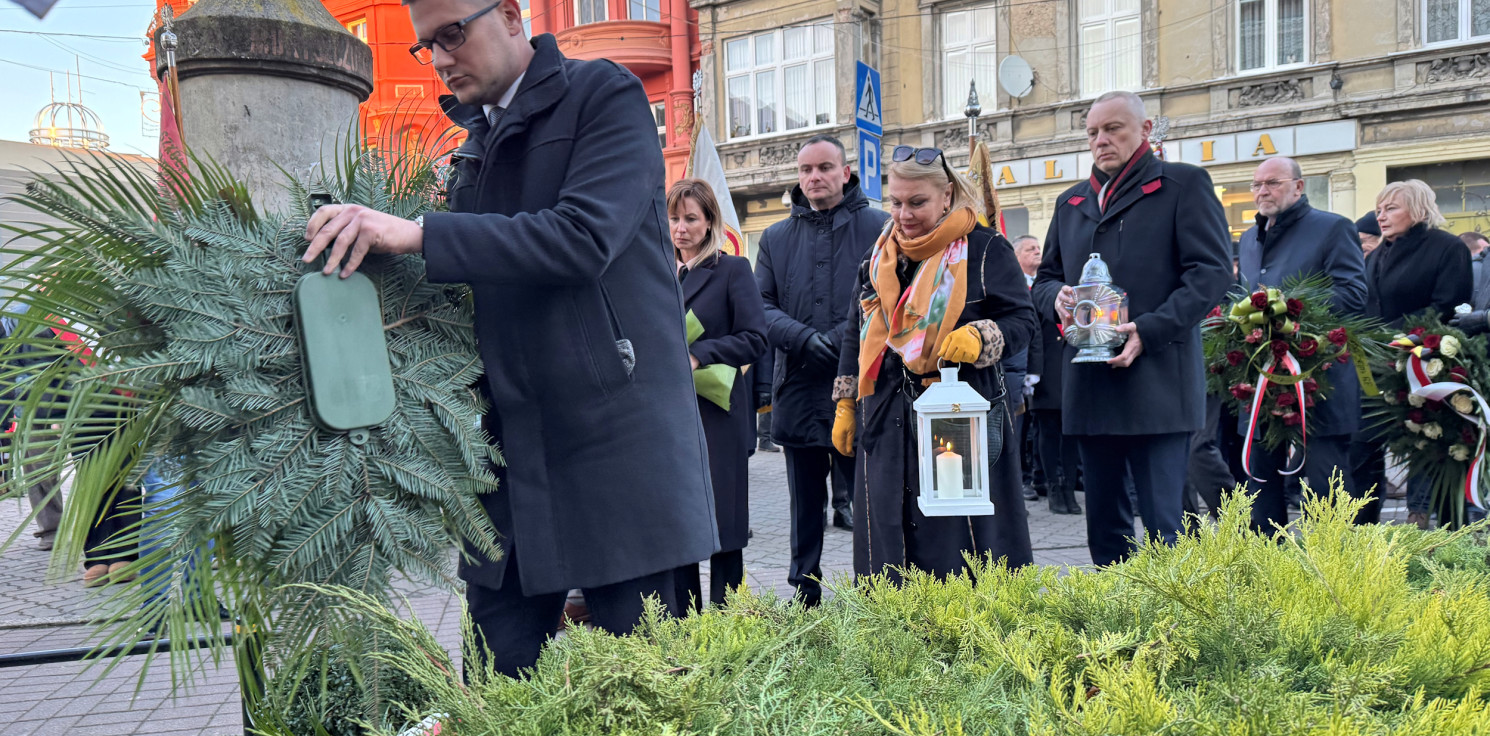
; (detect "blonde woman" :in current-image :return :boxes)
[1351,179,1472,526]
[830,146,1037,581]
[667,178,767,610]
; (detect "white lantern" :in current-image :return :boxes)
[914,365,995,517]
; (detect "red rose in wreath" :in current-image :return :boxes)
[1286,298,1303,318]
[1423,334,1442,350]
[1230,383,1256,401]
[1250,292,1270,310]
[1226,350,1245,366]
[1297,338,1319,358]
[1451,366,1471,382]
[1276,391,1298,408]
[1302,378,1319,393]
[1271,340,1290,358]
[1409,326,1427,337]
[1282,412,1302,427]
[1327,327,1348,346]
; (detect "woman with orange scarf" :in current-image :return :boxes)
[830,147,1037,580]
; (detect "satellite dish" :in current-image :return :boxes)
[999,55,1034,99]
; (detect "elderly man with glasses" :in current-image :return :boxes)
[1235,156,1367,533]
[303,0,717,678]
[1031,90,1232,566]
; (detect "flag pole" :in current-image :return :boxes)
[685,70,703,179]
[160,5,184,142]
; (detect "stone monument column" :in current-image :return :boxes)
[155,0,374,214]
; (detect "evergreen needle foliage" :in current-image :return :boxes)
[0,129,500,705]
[305,485,1490,736]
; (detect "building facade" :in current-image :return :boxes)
[694,0,1490,251]
[148,0,700,176]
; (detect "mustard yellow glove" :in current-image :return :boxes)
[936,324,982,365]
[832,398,856,457]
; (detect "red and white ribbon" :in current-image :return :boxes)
[1241,352,1308,482]
[1406,354,1490,510]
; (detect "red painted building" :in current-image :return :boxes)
[148,0,699,181]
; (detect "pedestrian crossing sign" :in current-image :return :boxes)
[855,62,882,136]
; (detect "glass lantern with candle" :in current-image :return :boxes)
[1066,253,1128,363]
[913,365,995,516]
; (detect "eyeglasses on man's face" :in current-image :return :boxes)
[1249,177,1298,192]
[410,2,501,65]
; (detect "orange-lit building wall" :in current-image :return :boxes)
[147,0,697,181]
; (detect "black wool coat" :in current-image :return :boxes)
[1029,309,1066,413]
[423,35,718,595]
[681,254,767,552]
[1365,222,1473,327]
[1031,152,1233,436]
[1237,196,1367,437]
[755,177,890,447]
[838,224,1037,580]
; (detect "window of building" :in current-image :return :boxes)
[1389,159,1490,233]
[724,23,835,140]
[653,101,667,149]
[1237,0,1306,73]
[1214,175,1329,240]
[1078,0,1140,98]
[521,0,531,36]
[346,17,368,43]
[942,6,996,120]
[576,0,606,26]
[1425,0,1490,45]
[630,0,660,21]
[1000,206,1030,241]
[857,16,881,69]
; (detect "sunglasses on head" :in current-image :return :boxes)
[891,146,946,166]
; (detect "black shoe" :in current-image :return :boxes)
[1022,484,1039,501]
[832,508,853,531]
[1049,487,1083,515]
[757,438,781,453]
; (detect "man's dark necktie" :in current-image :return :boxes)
[487,106,506,130]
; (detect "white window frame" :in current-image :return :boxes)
[576,0,607,26]
[1077,0,1141,99]
[1235,0,1309,75]
[1423,0,1490,47]
[652,101,667,149]
[940,5,997,121]
[723,23,837,141]
[630,0,661,22]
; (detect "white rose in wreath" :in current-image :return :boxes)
[1451,393,1476,415]
[1451,444,1472,462]
[1427,359,1445,378]
[1397,357,1408,373]
[1384,391,1399,405]
[1424,422,1444,439]
[1441,335,1461,358]
[1406,420,1422,433]
[1409,394,1427,408]
[1416,439,1429,449]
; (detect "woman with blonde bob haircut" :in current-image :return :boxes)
[830,146,1037,581]
[665,178,767,610]
[1351,178,1472,527]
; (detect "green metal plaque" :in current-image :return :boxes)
[293,271,396,437]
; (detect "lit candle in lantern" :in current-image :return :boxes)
[935,441,964,498]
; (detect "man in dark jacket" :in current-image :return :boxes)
[1236,157,1367,531]
[1032,91,1232,565]
[755,135,888,606]
[304,1,715,676]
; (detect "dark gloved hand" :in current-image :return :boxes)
[801,332,837,373]
[756,391,772,414]
[1449,310,1490,336]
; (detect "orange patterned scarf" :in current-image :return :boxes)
[857,207,977,398]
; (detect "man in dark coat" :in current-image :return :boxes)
[1032,91,1232,566]
[303,2,716,676]
[1236,157,1367,531]
[755,135,888,606]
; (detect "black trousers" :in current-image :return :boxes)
[1347,428,1386,524]
[84,485,140,567]
[1244,432,1352,532]
[465,546,677,679]
[1033,410,1078,490]
[675,548,745,613]
[1077,432,1190,566]
[1019,411,1043,487]
[783,445,853,605]
[1186,395,1234,518]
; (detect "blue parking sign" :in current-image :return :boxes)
[859,130,882,203]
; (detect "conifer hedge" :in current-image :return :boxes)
[284,489,1490,736]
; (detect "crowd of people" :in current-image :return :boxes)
[13,0,1490,679]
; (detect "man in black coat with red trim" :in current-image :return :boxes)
[1031,91,1232,565]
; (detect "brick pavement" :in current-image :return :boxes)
[0,451,1410,734]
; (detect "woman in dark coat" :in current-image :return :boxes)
[1352,179,1473,526]
[831,147,1037,582]
[668,179,767,610]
